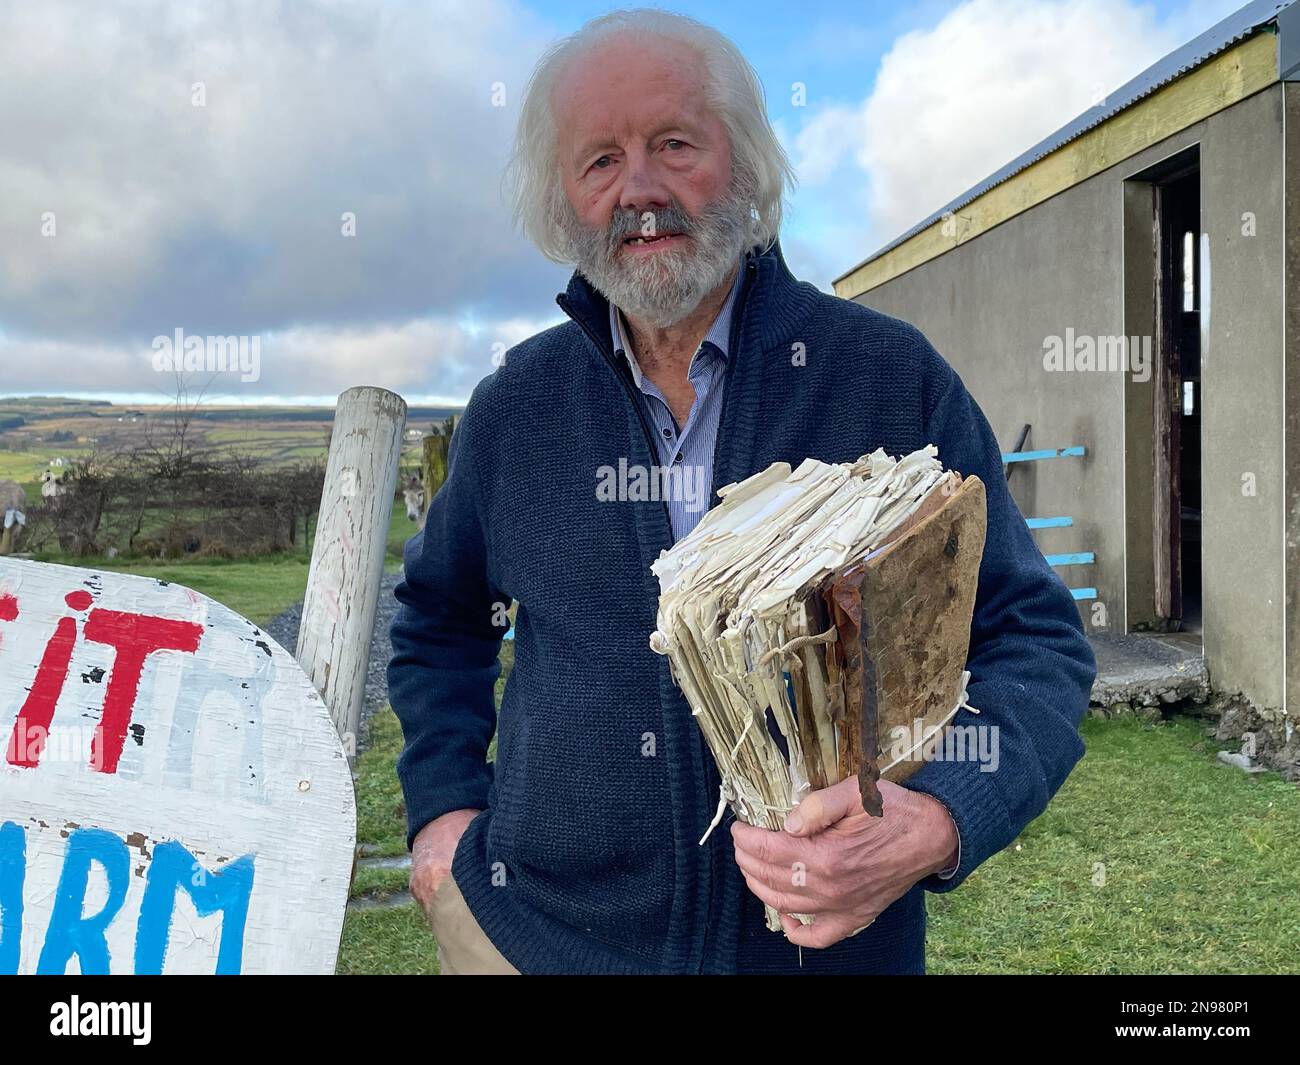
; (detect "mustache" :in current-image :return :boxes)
[603,203,697,252]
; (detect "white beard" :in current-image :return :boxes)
[563,191,753,328]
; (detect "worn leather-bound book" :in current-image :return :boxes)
[650,447,987,931]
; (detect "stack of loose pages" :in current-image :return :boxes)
[650,447,987,931]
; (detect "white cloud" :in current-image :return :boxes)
[860,0,1182,242]
[0,0,564,367]
[789,104,867,187]
[0,311,560,405]
[786,0,1244,278]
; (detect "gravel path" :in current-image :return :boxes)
[265,570,403,753]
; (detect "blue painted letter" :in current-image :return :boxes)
[134,841,255,975]
[37,827,130,974]
[0,821,25,974]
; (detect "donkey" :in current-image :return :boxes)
[403,476,426,528]
[0,479,27,554]
[40,469,66,500]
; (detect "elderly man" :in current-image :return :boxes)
[389,8,1095,975]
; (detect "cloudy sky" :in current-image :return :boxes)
[0,0,1243,405]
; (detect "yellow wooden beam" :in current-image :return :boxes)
[833,31,1280,299]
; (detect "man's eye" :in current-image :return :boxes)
[593,155,612,169]
[664,139,684,150]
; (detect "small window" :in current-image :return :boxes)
[1183,380,1195,416]
[1182,231,1195,312]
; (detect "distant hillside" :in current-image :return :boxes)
[0,397,462,423]
[0,395,114,407]
[0,397,464,483]
[182,405,463,424]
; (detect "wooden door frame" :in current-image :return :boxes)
[1123,144,1199,631]
[1152,181,1183,621]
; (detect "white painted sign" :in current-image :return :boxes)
[0,558,355,974]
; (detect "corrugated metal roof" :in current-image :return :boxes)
[837,0,1293,282]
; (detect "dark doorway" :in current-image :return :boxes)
[1153,165,1202,633]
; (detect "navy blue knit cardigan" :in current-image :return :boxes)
[388,240,1095,975]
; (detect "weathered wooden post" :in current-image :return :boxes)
[420,413,457,497]
[421,436,441,500]
[296,387,407,757]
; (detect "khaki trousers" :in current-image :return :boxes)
[427,874,519,975]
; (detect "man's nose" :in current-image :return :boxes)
[618,149,670,214]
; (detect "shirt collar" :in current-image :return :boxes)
[608,255,744,389]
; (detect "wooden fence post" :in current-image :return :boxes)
[296,386,407,757]
[420,414,457,497]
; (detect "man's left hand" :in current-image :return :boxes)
[729,777,958,949]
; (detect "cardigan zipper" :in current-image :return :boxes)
[556,253,759,974]
[711,254,759,496]
[554,293,674,537]
[697,251,757,972]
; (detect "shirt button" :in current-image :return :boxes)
[674,453,683,463]
[661,427,672,439]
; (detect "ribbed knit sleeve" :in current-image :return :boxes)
[903,337,1096,892]
[387,378,508,849]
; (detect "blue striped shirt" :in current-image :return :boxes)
[609,259,743,541]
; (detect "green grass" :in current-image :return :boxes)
[348,643,511,864]
[339,643,512,975]
[0,451,75,484]
[387,497,421,565]
[337,903,440,976]
[28,554,315,628]
[22,497,416,624]
[927,714,1300,974]
[338,705,1300,974]
[353,708,413,858]
[340,706,440,974]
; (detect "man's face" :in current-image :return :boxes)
[552,35,752,326]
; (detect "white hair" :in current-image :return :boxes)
[504,8,796,264]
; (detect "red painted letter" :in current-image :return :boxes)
[82,610,203,774]
[5,616,77,768]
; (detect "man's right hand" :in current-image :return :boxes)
[410,808,482,917]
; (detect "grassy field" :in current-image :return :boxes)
[927,715,1300,974]
[19,497,417,627]
[0,395,448,487]
[94,555,316,627]
[0,450,87,483]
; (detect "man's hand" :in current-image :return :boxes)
[730,778,958,949]
[410,808,482,918]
